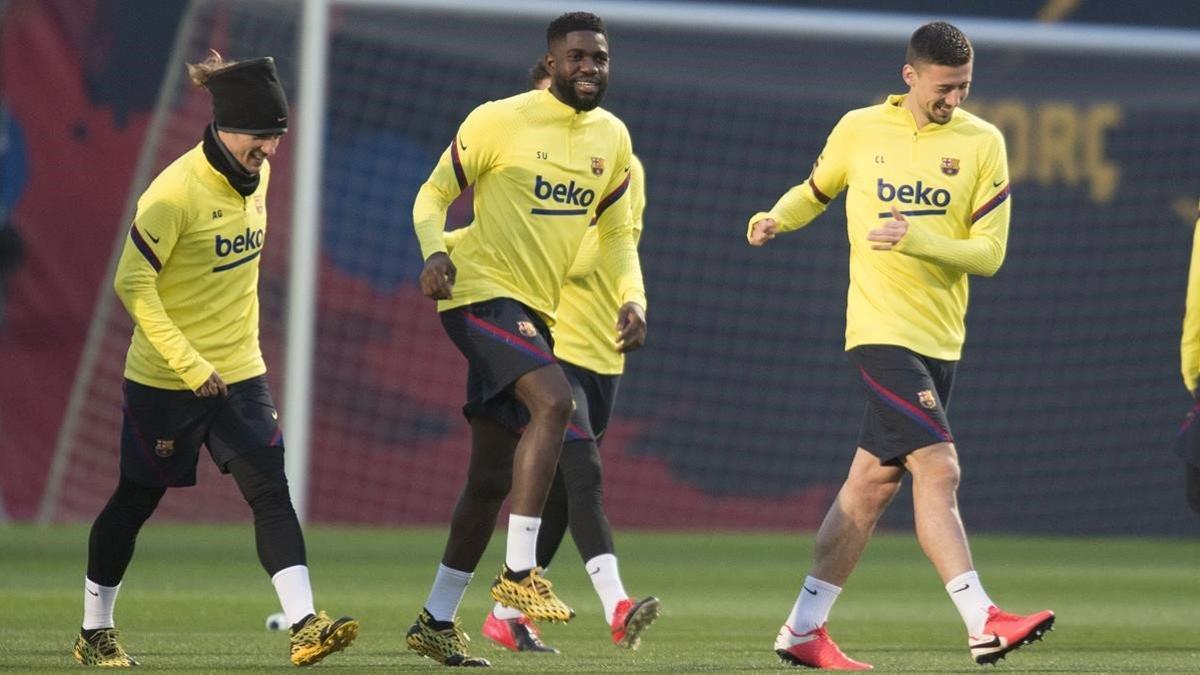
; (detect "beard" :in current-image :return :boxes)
[552,72,607,112]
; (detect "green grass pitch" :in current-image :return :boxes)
[1,524,1198,672]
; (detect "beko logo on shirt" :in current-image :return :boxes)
[876,178,951,207]
[215,228,265,257]
[534,175,595,207]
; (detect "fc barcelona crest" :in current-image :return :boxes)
[591,156,605,177]
[517,321,538,338]
[154,439,175,458]
[917,390,938,410]
[940,157,960,176]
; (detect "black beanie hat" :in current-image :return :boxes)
[206,57,288,135]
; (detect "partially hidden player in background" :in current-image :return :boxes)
[73,52,357,668]
[441,59,660,657]
[1177,200,1200,513]
[408,12,647,668]
[748,21,1053,670]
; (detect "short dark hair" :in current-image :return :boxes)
[906,21,972,67]
[546,11,606,48]
[528,58,550,88]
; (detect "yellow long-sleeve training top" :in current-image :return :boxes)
[413,88,646,324]
[446,155,647,375]
[114,143,269,391]
[749,94,1011,361]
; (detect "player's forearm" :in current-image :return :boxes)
[114,274,213,389]
[1182,220,1200,391]
[1181,336,1200,392]
[747,182,827,238]
[598,226,646,309]
[412,181,455,260]
[896,228,1006,277]
[1182,306,1200,392]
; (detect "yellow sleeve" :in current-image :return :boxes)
[1182,206,1200,392]
[565,229,599,280]
[113,197,213,390]
[413,104,499,261]
[747,116,851,239]
[443,225,471,253]
[629,154,647,246]
[568,155,645,279]
[595,132,646,309]
[896,130,1011,277]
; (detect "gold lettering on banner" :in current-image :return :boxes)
[1081,104,1121,203]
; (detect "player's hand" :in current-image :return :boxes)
[748,218,778,246]
[419,252,456,300]
[195,370,228,398]
[615,302,647,353]
[868,207,909,250]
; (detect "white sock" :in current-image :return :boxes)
[786,576,841,634]
[82,578,120,630]
[946,570,994,636]
[585,553,628,620]
[271,565,315,627]
[505,514,541,572]
[425,564,473,622]
[492,602,524,620]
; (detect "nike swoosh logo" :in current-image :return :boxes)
[587,566,601,576]
[523,526,537,532]
[276,116,286,122]
[459,137,467,151]
[970,635,1002,649]
[147,232,161,243]
[992,180,1004,187]
[951,583,970,593]
[87,589,99,597]
[802,586,818,596]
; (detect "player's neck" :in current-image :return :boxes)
[899,96,933,131]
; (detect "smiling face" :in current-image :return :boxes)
[546,30,609,111]
[217,130,282,173]
[901,60,972,128]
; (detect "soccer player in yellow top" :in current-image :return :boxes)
[406,12,647,668]
[449,60,660,656]
[1178,202,1200,513]
[748,22,1053,670]
[72,52,357,669]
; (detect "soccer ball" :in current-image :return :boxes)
[265,611,288,632]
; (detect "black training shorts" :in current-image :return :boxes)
[440,298,558,432]
[120,375,283,488]
[849,344,956,463]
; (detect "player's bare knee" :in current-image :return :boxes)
[925,458,961,492]
[840,476,900,517]
[907,443,961,491]
[864,480,902,513]
[529,389,573,426]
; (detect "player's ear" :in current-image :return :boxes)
[901,63,917,87]
[543,52,555,73]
